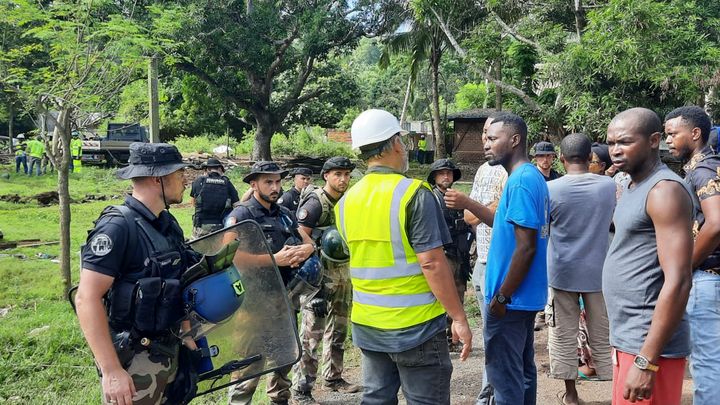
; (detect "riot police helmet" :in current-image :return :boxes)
[320,226,350,263]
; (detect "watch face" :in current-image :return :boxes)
[634,356,648,369]
[496,295,506,304]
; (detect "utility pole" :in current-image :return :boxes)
[148,55,160,143]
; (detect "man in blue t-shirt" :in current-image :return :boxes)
[447,113,549,405]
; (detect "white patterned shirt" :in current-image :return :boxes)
[468,162,508,263]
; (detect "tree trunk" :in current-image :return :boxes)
[494,59,503,110]
[573,0,585,38]
[7,101,15,154]
[252,111,273,161]
[400,74,412,125]
[430,48,445,158]
[50,107,73,293]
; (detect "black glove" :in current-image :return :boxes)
[309,298,328,318]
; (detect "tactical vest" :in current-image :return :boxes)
[298,186,336,242]
[194,174,232,226]
[432,187,471,257]
[336,173,446,330]
[237,201,302,285]
[97,205,189,336]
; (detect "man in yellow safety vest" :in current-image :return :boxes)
[334,108,472,404]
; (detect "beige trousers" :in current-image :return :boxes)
[547,288,612,380]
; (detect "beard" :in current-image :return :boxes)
[258,191,279,203]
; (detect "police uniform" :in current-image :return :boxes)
[190,159,240,238]
[292,158,357,397]
[225,162,304,405]
[80,143,196,405]
[428,159,472,349]
[278,167,312,215]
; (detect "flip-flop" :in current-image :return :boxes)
[577,370,600,381]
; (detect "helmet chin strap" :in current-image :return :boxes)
[159,177,170,211]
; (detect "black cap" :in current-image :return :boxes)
[290,167,313,177]
[321,156,356,175]
[427,158,461,185]
[243,161,289,184]
[533,141,556,156]
[116,143,188,180]
[203,157,224,170]
[591,142,612,168]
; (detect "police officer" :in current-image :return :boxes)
[224,161,316,405]
[291,157,360,404]
[75,143,197,405]
[428,158,473,351]
[278,167,312,214]
[190,157,240,239]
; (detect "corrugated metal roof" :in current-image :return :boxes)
[447,108,503,121]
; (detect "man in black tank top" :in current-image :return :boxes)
[603,108,694,405]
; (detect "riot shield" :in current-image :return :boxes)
[184,220,301,398]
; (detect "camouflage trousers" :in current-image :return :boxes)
[101,345,179,405]
[228,364,293,404]
[191,223,223,240]
[445,256,468,344]
[291,259,352,392]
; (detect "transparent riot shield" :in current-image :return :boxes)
[184,220,301,398]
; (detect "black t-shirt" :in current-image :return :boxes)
[278,187,301,213]
[296,195,324,228]
[685,146,720,271]
[81,196,186,278]
[543,169,562,182]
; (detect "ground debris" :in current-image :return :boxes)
[28,325,50,336]
[0,306,12,318]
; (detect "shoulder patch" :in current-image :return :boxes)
[89,233,113,256]
[297,208,309,221]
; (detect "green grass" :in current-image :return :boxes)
[0,162,475,403]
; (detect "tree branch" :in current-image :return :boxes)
[266,24,300,83]
[490,12,549,55]
[175,60,254,112]
[429,5,541,111]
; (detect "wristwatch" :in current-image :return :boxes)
[633,355,659,372]
[495,293,511,305]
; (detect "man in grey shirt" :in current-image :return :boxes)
[547,134,616,405]
[603,108,693,405]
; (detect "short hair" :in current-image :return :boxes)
[610,108,662,137]
[491,113,527,142]
[359,133,400,161]
[560,133,592,163]
[664,106,712,143]
[487,110,506,121]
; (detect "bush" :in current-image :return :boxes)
[171,127,355,158]
[238,126,356,158]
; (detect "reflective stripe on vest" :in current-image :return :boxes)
[336,172,445,330]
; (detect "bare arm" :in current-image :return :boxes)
[692,195,720,268]
[416,246,472,360]
[444,189,495,226]
[641,180,693,363]
[75,270,136,404]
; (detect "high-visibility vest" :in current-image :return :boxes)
[27,139,45,158]
[418,139,427,151]
[71,138,83,157]
[335,172,445,330]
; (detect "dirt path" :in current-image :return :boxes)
[313,325,694,405]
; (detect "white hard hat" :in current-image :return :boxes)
[350,109,408,150]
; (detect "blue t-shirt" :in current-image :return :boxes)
[485,163,549,311]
